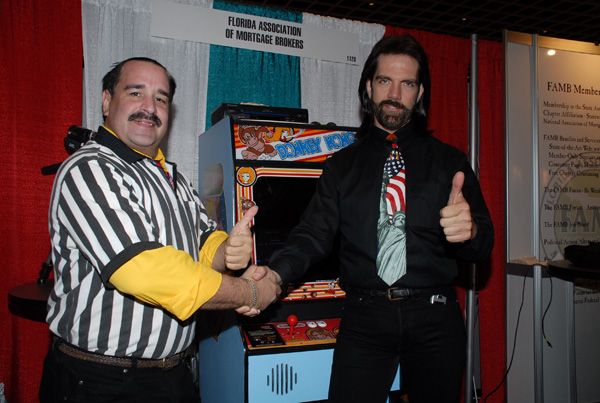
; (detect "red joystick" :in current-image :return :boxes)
[287,315,298,338]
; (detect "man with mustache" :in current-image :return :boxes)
[259,35,494,402]
[39,57,280,402]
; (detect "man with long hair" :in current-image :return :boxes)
[262,35,494,402]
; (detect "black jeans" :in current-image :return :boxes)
[328,287,467,403]
[39,340,200,403]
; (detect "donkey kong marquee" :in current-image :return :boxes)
[234,123,357,163]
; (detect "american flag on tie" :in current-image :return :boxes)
[384,143,403,177]
[384,143,406,215]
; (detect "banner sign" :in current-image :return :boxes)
[151,0,360,65]
[538,48,600,261]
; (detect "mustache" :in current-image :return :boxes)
[378,100,407,110]
[128,112,162,127]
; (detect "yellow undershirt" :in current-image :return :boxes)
[110,231,229,322]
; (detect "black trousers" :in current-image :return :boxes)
[39,340,200,403]
[328,287,467,403]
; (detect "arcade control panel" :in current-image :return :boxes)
[239,280,345,352]
[243,316,340,350]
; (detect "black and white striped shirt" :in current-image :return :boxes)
[46,126,216,359]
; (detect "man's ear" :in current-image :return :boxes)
[417,83,424,103]
[366,80,372,99]
[102,89,112,118]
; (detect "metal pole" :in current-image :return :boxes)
[531,34,544,403]
[465,34,479,403]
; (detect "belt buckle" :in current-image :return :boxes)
[386,287,404,301]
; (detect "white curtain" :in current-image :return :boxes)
[81,1,385,183]
[299,14,385,128]
[81,0,212,184]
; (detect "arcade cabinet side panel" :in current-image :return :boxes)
[197,116,236,233]
[197,311,246,403]
[197,117,246,402]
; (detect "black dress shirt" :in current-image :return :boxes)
[270,121,494,289]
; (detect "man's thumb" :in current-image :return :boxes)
[448,171,465,205]
[232,205,258,235]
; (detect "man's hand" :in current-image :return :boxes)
[439,171,477,243]
[236,265,281,316]
[247,264,282,285]
[224,206,258,270]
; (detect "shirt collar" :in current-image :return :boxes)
[96,126,163,165]
[368,120,419,151]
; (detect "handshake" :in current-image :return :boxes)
[236,265,282,317]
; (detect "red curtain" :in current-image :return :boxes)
[0,1,82,402]
[0,5,505,401]
[385,27,506,402]
[476,39,505,403]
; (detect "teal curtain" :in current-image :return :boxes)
[206,1,302,128]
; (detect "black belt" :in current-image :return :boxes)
[346,286,450,303]
[54,338,184,371]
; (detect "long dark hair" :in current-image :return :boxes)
[356,34,431,139]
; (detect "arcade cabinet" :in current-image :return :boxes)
[196,116,400,402]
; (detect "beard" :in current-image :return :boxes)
[371,99,414,131]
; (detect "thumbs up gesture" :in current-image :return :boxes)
[224,205,258,270]
[439,172,477,243]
